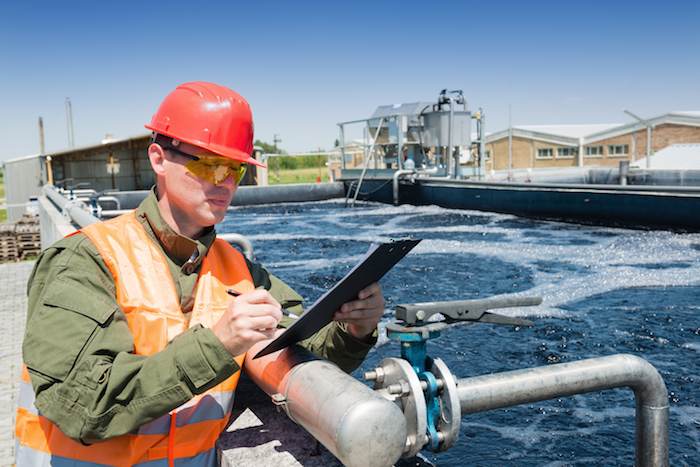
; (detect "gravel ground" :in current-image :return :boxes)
[0,261,34,466]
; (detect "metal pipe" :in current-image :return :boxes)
[43,184,98,228]
[217,233,254,260]
[456,354,668,467]
[349,117,384,207]
[478,108,486,180]
[244,344,407,467]
[448,97,455,179]
[339,124,346,170]
[393,169,416,205]
[508,104,513,180]
[646,125,653,169]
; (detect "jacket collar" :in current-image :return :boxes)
[135,187,217,272]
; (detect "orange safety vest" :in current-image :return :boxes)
[15,212,252,466]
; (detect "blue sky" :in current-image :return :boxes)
[1,0,698,159]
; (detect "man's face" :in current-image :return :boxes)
[150,140,245,233]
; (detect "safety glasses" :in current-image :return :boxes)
[165,146,247,185]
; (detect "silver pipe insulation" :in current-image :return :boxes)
[217,233,254,261]
[456,354,669,467]
[244,345,408,467]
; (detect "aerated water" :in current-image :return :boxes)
[221,200,699,466]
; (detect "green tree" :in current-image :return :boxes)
[254,139,285,154]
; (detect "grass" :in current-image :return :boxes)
[0,169,5,223]
[268,167,330,185]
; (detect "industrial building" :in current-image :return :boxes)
[2,134,262,223]
[485,111,700,171]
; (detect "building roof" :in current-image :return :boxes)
[486,123,623,146]
[514,124,620,139]
[631,143,700,170]
[45,133,152,158]
[671,111,700,117]
[487,111,700,146]
[583,111,700,143]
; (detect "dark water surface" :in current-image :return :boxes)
[221,200,700,466]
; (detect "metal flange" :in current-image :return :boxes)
[371,357,427,457]
[430,358,461,450]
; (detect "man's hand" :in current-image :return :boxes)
[211,289,282,356]
[333,282,385,340]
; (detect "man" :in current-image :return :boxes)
[16,82,385,466]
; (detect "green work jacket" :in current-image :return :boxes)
[22,190,376,442]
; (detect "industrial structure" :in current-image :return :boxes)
[337,89,487,180]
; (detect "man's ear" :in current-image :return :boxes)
[148,143,167,176]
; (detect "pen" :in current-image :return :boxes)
[226,288,299,319]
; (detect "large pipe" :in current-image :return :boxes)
[244,344,408,467]
[456,354,668,467]
[393,169,416,205]
[43,184,98,228]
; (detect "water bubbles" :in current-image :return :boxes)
[222,200,700,465]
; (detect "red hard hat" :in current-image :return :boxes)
[146,81,265,167]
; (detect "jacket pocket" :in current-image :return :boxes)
[23,279,117,382]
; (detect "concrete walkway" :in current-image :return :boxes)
[0,260,34,465]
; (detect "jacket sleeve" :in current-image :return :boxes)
[245,259,377,373]
[22,234,237,443]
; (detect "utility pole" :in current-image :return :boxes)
[65,97,75,148]
[38,117,45,154]
[508,104,513,181]
[623,110,652,169]
[273,133,282,153]
[39,116,54,184]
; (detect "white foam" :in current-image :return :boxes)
[225,201,700,315]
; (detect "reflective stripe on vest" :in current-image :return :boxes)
[15,212,251,466]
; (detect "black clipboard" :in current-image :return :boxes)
[254,238,421,359]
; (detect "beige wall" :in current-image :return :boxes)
[583,124,700,167]
[486,137,578,171]
[485,124,700,170]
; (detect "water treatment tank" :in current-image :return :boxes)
[421,109,472,148]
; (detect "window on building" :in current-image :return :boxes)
[585,146,603,157]
[608,144,629,156]
[557,147,578,158]
[485,149,491,160]
[536,148,553,159]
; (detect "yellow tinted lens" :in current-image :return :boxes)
[184,155,246,185]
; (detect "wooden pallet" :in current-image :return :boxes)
[0,215,41,262]
[16,234,40,243]
[0,224,16,236]
[15,225,39,235]
[0,244,19,262]
[20,249,40,260]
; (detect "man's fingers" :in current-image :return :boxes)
[247,315,280,330]
[237,289,281,307]
[334,308,384,321]
[232,302,282,320]
[248,328,277,342]
[357,282,381,300]
[340,296,383,313]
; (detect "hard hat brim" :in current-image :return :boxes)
[145,125,266,168]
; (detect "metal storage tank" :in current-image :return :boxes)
[3,154,45,222]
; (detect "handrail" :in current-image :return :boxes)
[347,117,384,207]
[456,354,668,467]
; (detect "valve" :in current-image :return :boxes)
[368,294,542,457]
